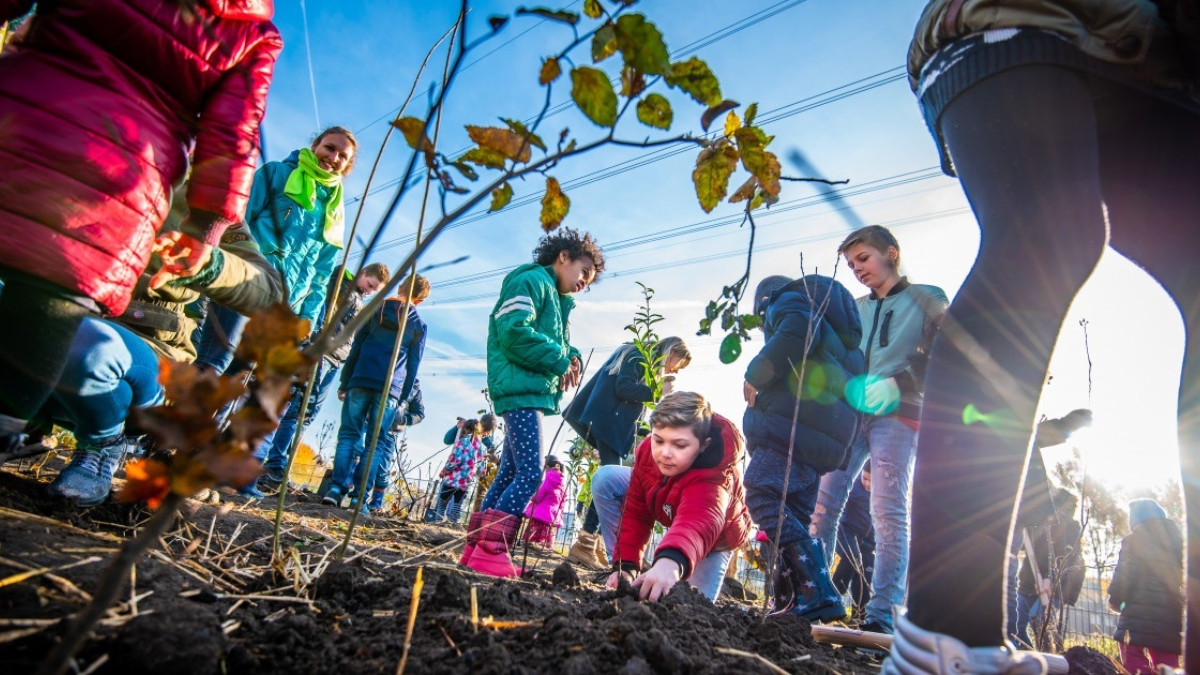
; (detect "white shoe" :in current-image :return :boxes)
[883,609,1048,675]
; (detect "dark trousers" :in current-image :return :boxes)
[906,64,1200,656]
[581,440,622,534]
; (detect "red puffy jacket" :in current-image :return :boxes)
[0,0,281,315]
[614,414,752,579]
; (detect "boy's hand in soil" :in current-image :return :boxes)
[150,231,214,289]
[605,570,633,590]
[631,558,683,602]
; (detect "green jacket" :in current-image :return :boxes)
[909,0,1189,89]
[116,196,285,362]
[486,263,580,416]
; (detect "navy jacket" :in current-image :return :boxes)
[1109,517,1184,653]
[743,275,865,474]
[564,344,653,458]
[339,298,425,402]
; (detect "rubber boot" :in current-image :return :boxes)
[780,537,848,623]
[459,510,485,566]
[767,541,797,614]
[465,509,521,578]
[368,487,386,512]
[48,435,126,507]
[567,531,604,569]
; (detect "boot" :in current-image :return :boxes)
[465,508,521,578]
[778,537,847,623]
[459,510,486,566]
[368,488,386,512]
[568,531,604,569]
[768,541,797,614]
[48,435,126,507]
[593,532,609,566]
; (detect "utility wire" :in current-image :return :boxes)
[299,0,321,130]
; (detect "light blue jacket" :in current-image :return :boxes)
[244,150,343,324]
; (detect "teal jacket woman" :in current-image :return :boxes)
[245,141,348,324]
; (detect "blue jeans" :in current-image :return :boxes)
[259,359,338,468]
[743,447,820,547]
[330,388,399,493]
[591,465,732,602]
[52,319,164,445]
[480,408,544,516]
[193,304,247,374]
[811,417,918,628]
[1014,593,1059,649]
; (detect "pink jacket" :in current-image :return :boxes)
[524,468,567,527]
[0,0,281,315]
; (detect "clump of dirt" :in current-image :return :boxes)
[1063,645,1126,674]
[108,602,225,675]
[552,560,581,587]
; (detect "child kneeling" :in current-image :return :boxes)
[597,391,750,602]
[742,274,865,622]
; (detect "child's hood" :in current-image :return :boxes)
[203,0,275,21]
[769,275,861,352]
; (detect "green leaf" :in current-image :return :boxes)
[700,100,739,132]
[539,57,562,85]
[734,126,781,197]
[665,57,722,107]
[570,66,618,127]
[741,313,763,330]
[691,140,739,213]
[516,6,580,25]
[744,102,758,126]
[540,176,570,231]
[613,14,670,76]
[719,333,743,364]
[583,0,603,19]
[501,118,547,151]
[391,117,433,153]
[592,23,617,62]
[466,125,534,162]
[459,147,507,169]
[635,93,672,130]
[449,161,478,181]
[489,183,513,212]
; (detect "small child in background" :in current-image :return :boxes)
[597,391,751,603]
[431,419,484,523]
[832,467,875,618]
[741,274,865,622]
[523,455,567,548]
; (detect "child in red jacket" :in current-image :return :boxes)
[597,391,751,602]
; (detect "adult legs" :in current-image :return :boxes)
[688,549,733,602]
[262,360,335,470]
[580,440,623,534]
[590,464,633,556]
[1097,88,1200,671]
[193,304,248,374]
[907,65,1108,646]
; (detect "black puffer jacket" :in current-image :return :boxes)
[1108,517,1184,653]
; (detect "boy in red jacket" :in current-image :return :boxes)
[597,391,751,602]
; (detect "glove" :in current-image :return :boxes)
[864,377,901,415]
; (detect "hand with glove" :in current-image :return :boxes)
[863,376,901,415]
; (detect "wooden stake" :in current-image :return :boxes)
[395,567,424,675]
[470,586,479,633]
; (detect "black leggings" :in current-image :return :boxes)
[0,277,91,422]
[907,64,1200,658]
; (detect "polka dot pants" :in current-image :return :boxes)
[481,408,544,517]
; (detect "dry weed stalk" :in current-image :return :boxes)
[395,567,424,675]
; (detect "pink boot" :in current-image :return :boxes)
[459,510,486,566]
[464,509,521,579]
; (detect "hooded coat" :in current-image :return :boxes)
[1109,512,1184,653]
[565,344,653,459]
[613,414,752,579]
[0,0,281,315]
[743,275,866,474]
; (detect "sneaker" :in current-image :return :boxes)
[48,436,125,507]
[859,619,894,635]
[322,486,343,506]
[259,466,286,486]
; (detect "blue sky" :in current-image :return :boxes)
[260,1,1184,494]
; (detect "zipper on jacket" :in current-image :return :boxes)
[879,309,894,348]
[864,297,885,371]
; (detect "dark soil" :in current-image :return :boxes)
[1063,645,1128,674]
[0,455,1112,674]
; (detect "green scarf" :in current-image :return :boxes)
[284,147,345,248]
